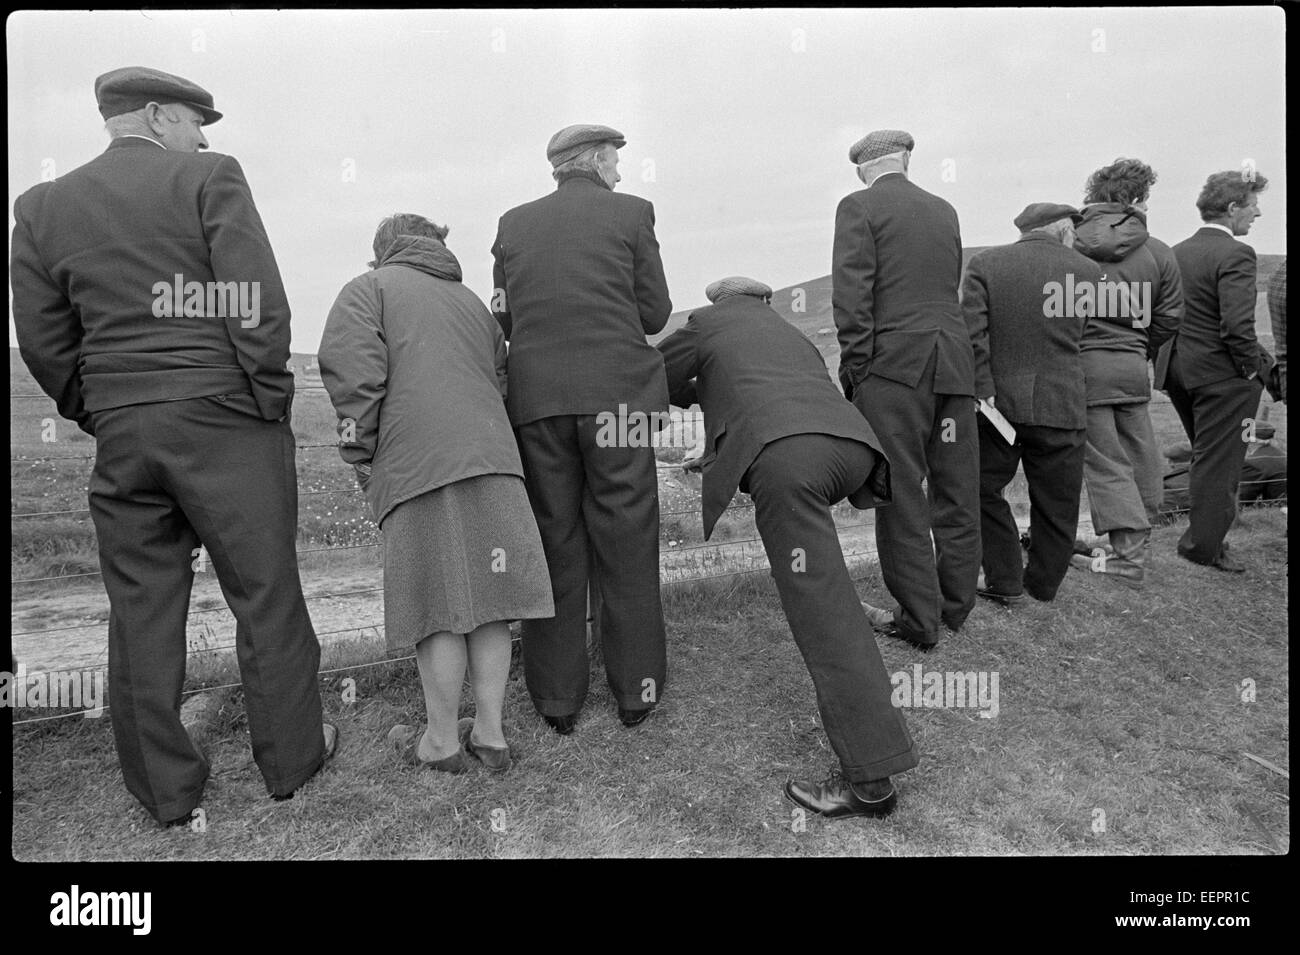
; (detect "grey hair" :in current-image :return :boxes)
[1024,218,1076,245]
[369,213,450,269]
[551,142,610,182]
[855,149,910,186]
[104,108,155,139]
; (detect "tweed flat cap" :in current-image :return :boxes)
[547,124,626,167]
[95,66,222,125]
[705,276,773,304]
[849,129,914,165]
[1014,202,1084,232]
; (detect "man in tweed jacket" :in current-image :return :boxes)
[962,203,1100,602]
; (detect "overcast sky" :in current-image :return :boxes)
[7,7,1287,353]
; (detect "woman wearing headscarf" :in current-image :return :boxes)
[319,214,553,773]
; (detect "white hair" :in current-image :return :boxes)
[104,108,154,139]
[551,142,612,181]
[855,148,910,183]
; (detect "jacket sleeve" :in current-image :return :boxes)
[1146,242,1185,360]
[1218,243,1261,377]
[492,312,509,400]
[959,255,995,400]
[831,194,876,382]
[10,200,95,435]
[491,220,512,340]
[656,320,700,408]
[1267,263,1286,366]
[200,154,295,421]
[317,276,387,471]
[634,202,672,335]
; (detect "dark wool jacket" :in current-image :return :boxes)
[11,137,295,432]
[1157,227,1270,390]
[491,170,672,426]
[960,233,1099,430]
[832,173,990,399]
[318,236,523,527]
[658,294,891,539]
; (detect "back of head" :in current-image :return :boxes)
[370,213,449,269]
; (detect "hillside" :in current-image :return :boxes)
[8,252,1286,394]
[654,251,1286,379]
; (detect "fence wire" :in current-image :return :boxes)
[10,385,1286,726]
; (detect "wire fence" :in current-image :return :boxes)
[9,385,1286,725]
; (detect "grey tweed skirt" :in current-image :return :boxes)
[381,474,554,649]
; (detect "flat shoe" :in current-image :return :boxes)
[395,723,468,774]
[460,717,512,772]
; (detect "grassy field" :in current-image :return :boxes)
[8,256,1288,857]
[11,506,1288,858]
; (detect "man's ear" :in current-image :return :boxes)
[144,102,167,134]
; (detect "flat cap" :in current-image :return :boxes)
[849,129,914,165]
[95,66,222,125]
[547,124,625,167]
[705,276,773,304]
[1014,202,1083,232]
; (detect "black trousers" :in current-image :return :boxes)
[746,434,918,782]
[1164,359,1264,563]
[978,415,1086,600]
[514,415,667,716]
[88,394,324,823]
[852,355,981,640]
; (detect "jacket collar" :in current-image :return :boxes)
[1014,232,1061,246]
[1197,223,1235,238]
[556,168,612,191]
[376,235,463,281]
[107,135,166,151]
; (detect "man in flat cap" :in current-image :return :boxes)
[832,129,990,650]
[11,67,334,827]
[964,204,1100,603]
[657,277,915,818]
[492,124,671,734]
[1238,417,1287,505]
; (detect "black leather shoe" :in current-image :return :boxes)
[543,713,577,735]
[618,706,653,727]
[874,621,938,652]
[784,772,897,819]
[1179,546,1245,574]
[976,587,1025,607]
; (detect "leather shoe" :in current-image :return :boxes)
[977,587,1025,607]
[618,706,653,727]
[874,620,938,652]
[543,713,577,736]
[460,717,512,772]
[784,772,897,819]
[1180,547,1245,573]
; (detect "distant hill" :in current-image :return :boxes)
[7,252,1285,393]
[653,250,1286,380]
